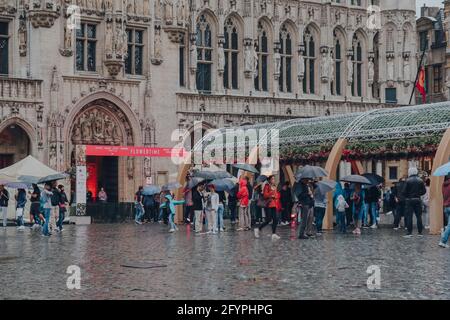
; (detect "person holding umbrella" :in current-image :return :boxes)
[254,175,281,241]
[134,186,145,225]
[351,184,364,235]
[280,182,293,225]
[0,184,9,227]
[313,181,328,235]
[295,178,315,239]
[29,184,42,230]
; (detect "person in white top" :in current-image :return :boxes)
[422,178,430,229]
[205,184,219,234]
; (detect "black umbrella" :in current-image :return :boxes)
[362,173,385,186]
[340,175,372,185]
[295,165,328,181]
[186,177,205,189]
[256,175,268,183]
[209,178,236,192]
[232,164,259,174]
[192,170,232,180]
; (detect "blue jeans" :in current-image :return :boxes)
[168,213,176,230]
[361,203,368,225]
[217,203,224,230]
[440,207,450,244]
[370,202,379,226]
[337,210,346,233]
[135,204,144,222]
[16,211,24,227]
[314,207,326,232]
[57,209,66,230]
[42,208,51,236]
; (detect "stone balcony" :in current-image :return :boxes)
[176,92,398,128]
[0,77,43,102]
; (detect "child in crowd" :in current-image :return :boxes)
[335,194,349,233]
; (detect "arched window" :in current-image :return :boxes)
[254,22,269,92]
[303,27,316,94]
[279,25,293,93]
[223,18,239,90]
[333,30,343,96]
[196,15,213,93]
[351,33,363,97]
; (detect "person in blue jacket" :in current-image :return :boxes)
[160,194,185,233]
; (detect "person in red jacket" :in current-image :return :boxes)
[237,178,251,231]
[254,176,281,240]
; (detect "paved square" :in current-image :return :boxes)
[0,224,449,300]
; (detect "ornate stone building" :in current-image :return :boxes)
[0,0,417,202]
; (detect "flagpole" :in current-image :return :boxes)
[409,39,428,105]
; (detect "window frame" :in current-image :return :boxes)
[125,27,145,76]
[254,21,270,92]
[196,14,214,94]
[0,20,10,75]
[76,22,98,72]
[223,18,240,90]
[279,24,293,93]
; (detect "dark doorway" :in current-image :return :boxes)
[0,154,13,169]
[86,156,119,203]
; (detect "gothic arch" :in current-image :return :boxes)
[63,91,142,151]
[0,117,37,156]
[196,8,219,27]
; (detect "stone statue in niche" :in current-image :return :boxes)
[403,54,411,85]
[368,57,374,84]
[115,24,128,59]
[163,0,173,25]
[244,45,252,73]
[18,16,27,57]
[154,26,162,59]
[190,41,197,72]
[321,51,330,81]
[176,0,185,25]
[347,56,353,85]
[218,43,225,73]
[144,157,151,177]
[105,22,113,58]
[155,0,162,19]
[127,158,134,179]
[274,50,281,76]
[298,52,305,80]
[104,0,113,11]
[252,47,258,78]
[329,51,334,84]
[387,55,394,81]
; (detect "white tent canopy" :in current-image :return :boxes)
[0,155,60,180]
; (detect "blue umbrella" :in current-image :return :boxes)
[142,185,161,196]
[161,182,182,191]
[209,178,236,192]
[433,162,450,177]
[186,177,205,189]
[5,182,32,189]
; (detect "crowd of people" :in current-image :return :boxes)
[2,166,450,248]
[0,181,69,236]
[131,168,450,247]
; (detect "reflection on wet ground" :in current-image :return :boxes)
[0,223,449,300]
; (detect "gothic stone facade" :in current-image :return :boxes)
[0,0,416,202]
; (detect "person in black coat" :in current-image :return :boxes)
[280,182,292,224]
[192,184,205,233]
[403,168,426,237]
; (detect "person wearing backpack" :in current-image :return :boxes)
[335,194,349,233]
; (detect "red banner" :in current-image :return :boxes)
[85,145,186,158]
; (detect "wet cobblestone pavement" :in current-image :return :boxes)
[0,222,449,300]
